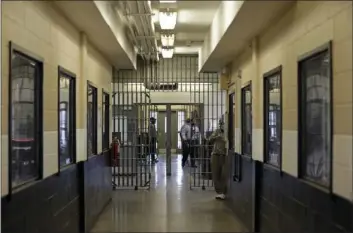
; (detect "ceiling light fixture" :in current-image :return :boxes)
[161,34,175,47]
[159,11,177,30]
[161,48,174,59]
[160,0,177,3]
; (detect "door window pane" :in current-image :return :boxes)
[102,92,110,150]
[87,84,98,157]
[241,84,252,156]
[264,71,282,167]
[59,71,75,167]
[299,47,332,187]
[10,51,42,188]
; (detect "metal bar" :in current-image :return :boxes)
[202,77,206,189]
[206,73,212,186]
[135,68,138,185]
[117,71,121,187]
[128,72,132,188]
[143,65,147,185]
[139,69,143,187]
[138,65,142,187]
[166,104,172,176]
[198,73,203,189]
[122,73,126,187]
[113,68,117,189]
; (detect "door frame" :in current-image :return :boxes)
[154,103,205,176]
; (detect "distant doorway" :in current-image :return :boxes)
[158,108,187,155]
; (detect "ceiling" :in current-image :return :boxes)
[151,1,220,54]
[53,0,294,71]
[54,1,137,69]
[199,1,294,72]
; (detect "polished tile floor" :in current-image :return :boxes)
[91,155,246,232]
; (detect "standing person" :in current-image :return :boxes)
[189,121,200,168]
[111,137,120,167]
[149,117,158,163]
[180,118,191,167]
[208,119,228,200]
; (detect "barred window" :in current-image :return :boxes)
[241,83,252,156]
[58,67,76,167]
[10,47,43,188]
[87,83,98,157]
[102,92,110,150]
[298,42,332,187]
[264,67,282,167]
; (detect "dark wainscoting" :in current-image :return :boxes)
[227,153,353,233]
[2,149,112,233]
[79,150,112,232]
[228,153,256,231]
[259,164,353,233]
[1,165,80,233]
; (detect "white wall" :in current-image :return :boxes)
[229,1,353,201]
[1,1,112,196]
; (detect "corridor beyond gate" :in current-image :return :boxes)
[92,155,246,232]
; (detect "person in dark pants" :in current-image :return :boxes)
[149,117,158,163]
[180,118,191,167]
[189,121,200,168]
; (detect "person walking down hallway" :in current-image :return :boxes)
[208,119,228,200]
[149,117,158,163]
[189,121,200,168]
[180,118,191,167]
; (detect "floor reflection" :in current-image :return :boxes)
[91,154,246,232]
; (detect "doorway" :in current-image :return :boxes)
[152,103,204,176]
[156,111,178,154]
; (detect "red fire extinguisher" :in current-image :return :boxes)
[112,137,120,166]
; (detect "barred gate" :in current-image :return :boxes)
[186,76,226,190]
[112,56,226,191]
[112,66,153,190]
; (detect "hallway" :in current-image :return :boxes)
[91,155,246,232]
[1,1,352,233]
